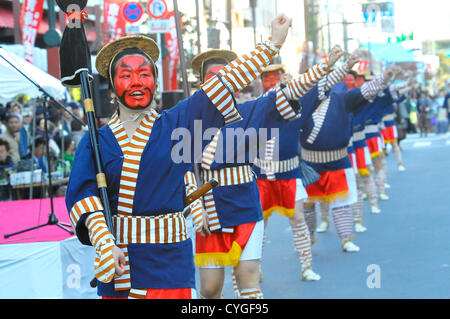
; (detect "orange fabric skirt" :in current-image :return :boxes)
[354,147,370,175]
[366,136,382,158]
[381,125,397,144]
[102,288,194,299]
[256,179,297,219]
[306,169,349,204]
[195,222,256,267]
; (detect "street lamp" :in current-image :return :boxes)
[43,0,61,47]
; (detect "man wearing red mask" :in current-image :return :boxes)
[66,14,293,299]
[261,64,285,92]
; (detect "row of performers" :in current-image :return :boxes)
[64,15,413,299]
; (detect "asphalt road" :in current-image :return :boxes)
[214,133,450,299]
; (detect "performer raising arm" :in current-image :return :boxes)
[65,14,292,299]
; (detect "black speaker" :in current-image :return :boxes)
[91,74,115,118]
[161,90,185,111]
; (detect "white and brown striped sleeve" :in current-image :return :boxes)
[85,212,116,283]
[184,171,204,233]
[69,196,105,243]
[361,74,386,102]
[201,39,282,125]
[318,63,349,100]
[283,59,330,101]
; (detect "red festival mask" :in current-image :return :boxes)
[205,65,224,81]
[262,71,282,92]
[344,74,356,90]
[113,55,155,109]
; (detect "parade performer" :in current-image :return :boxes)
[363,69,405,201]
[65,28,286,299]
[190,23,345,299]
[380,80,411,172]
[254,50,356,282]
[300,65,397,252]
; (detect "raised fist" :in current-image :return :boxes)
[383,66,396,83]
[271,14,293,46]
[328,45,345,68]
[345,54,360,70]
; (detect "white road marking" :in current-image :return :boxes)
[413,142,432,147]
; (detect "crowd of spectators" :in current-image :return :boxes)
[394,84,450,144]
[0,95,92,200]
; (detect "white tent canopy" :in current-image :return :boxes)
[0,47,68,105]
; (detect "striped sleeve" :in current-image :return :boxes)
[390,82,408,100]
[283,59,330,101]
[201,39,281,125]
[361,74,386,102]
[69,196,105,242]
[184,171,204,233]
[85,212,116,283]
[201,129,221,170]
[275,86,298,120]
[318,64,349,100]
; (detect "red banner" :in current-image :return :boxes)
[103,0,126,44]
[358,60,369,74]
[20,0,44,64]
[165,11,179,90]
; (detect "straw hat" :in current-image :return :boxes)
[262,64,285,75]
[95,35,160,79]
[191,49,238,73]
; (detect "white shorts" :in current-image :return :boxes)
[349,152,357,174]
[200,219,265,269]
[329,168,358,209]
[364,146,373,167]
[295,178,308,201]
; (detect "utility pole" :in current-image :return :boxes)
[195,0,202,54]
[326,0,331,52]
[12,0,21,44]
[250,0,257,47]
[227,0,233,50]
[343,16,349,55]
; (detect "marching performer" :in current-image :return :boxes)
[300,65,397,252]
[363,68,405,202]
[381,80,411,172]
[65,28,285,299]
[254,49,356,282]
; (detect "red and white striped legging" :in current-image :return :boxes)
[372,154,387,194]
[352,174,364,223]
[304,202,353,241]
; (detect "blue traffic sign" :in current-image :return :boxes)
[122,2,144,23]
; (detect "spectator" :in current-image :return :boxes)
[24,136,48,173]
[6,101,23,114]
[417,92,432,137]
[0,107,6,134]
[0,138,14,201]
[0,113,23,164]
[0,138,15,171]
[62,102,81,135]
[70,119,85,149]
[21,107,33,136]
[55,135,75,176]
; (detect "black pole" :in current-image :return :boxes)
[173,0,190,99]
[79,71,114,233]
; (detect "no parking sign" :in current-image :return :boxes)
[121,1,144,23]
[147,0,168,19]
